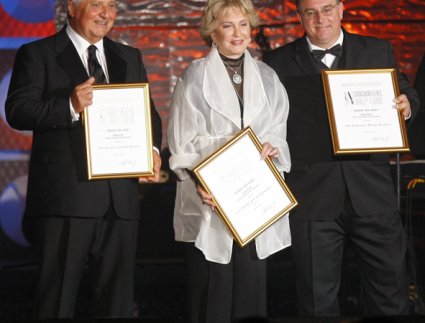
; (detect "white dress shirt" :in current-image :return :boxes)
[307,29,344,68]
[66,24,109,121]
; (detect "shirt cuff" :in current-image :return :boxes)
[404,110,411,120]
[69,98,80,122]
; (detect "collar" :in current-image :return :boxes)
[203,46,266,128]
[306,29,344,51]
[66,24,105,58]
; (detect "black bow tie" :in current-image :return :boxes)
[311,44,342,62]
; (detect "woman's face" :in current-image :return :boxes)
[211,6,251,59]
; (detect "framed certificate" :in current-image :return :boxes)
[322,68,410,154]
[82,83,154,180]
[192,127,298,247]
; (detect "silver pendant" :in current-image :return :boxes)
[232,73,242,84]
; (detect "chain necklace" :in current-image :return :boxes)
[222,59,243,84]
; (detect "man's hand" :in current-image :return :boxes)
[394,94,411,120]
[70,77,96,114]
[139,150,162,183]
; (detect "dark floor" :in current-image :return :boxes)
[1,180,425,322]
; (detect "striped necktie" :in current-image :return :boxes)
[87,45,106,83]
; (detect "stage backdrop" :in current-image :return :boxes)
[0,0,424,251]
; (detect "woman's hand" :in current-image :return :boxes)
[197,184,216,209]
[261,142,279,159]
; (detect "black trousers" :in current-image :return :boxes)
[24,206,138,319]
[290,194,409,316]
[184,242,267,323]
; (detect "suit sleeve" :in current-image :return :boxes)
[6,44,73,131]
[136,49,162,149]
[388,42,420,121]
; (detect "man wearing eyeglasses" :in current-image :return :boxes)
[264,0,419,317]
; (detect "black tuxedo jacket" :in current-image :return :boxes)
[264,30,419,221]
[6,26,162,220]
[410,52,425,155]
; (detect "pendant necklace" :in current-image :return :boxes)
[223,59,243,84]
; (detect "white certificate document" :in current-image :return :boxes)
[322,68,409,154]
[83,83,153,180]
[193,127,297,247]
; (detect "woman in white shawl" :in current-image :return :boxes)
[167,0,291,322]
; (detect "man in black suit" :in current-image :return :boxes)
[5,0,162,319]
[410,52,425,157]
[264,0,419,317]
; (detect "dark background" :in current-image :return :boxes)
[0,0,424,321]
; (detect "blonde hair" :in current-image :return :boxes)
[200,0,260,45]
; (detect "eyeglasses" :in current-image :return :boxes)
[300,1,340,20]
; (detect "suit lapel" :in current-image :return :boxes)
[55,28,127,85]
[104,38,126,83]
[341,30,363,69]
[294,36,322,76]
[293,31,364,71]
[55,27,88,85]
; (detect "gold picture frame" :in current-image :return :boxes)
[322,68,410,154]
[192,127,298,247]
[82,83,154,180]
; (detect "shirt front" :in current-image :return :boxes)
[66,24,109,82]
[306,30,344,68]
[66,24,109,121]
